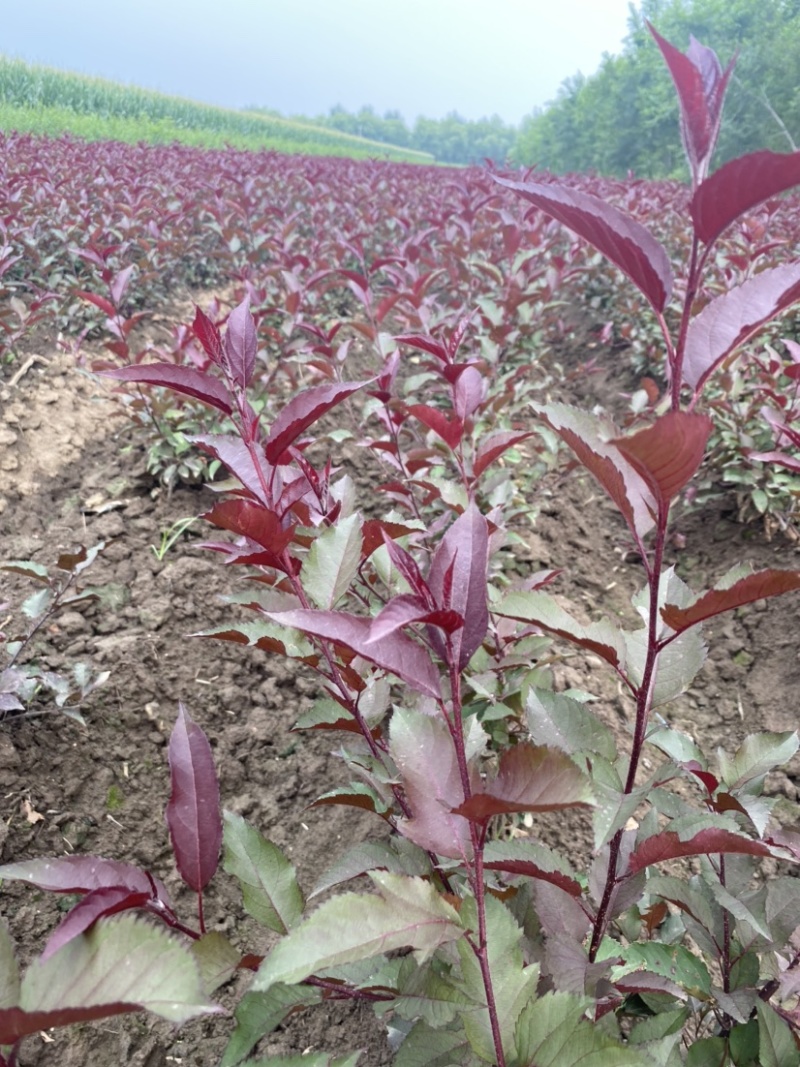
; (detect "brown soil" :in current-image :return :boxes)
[1,330,799,1066]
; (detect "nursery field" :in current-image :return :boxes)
[2,108,800,1067]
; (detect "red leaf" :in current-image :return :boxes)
[483,859,582,898]
[614,412,712,508]
[75,290,116,318]
[692,150,800,246]
[628,828,772,875]
[0,1004,140,1045]
[102,364,233,416]
[192,306,224,365]
[191,434,272,504]
[223,296,257,389]
[265,381,367,463]
[361,520,419,559]
[427,504,489,671]
[454,744,593,823]
[536,404,656,540]
[407,404,464,450]
[109,265,134,307]
[266,609,441,698]
[42,887,151,961]
[453,366,484,421]
[661,569,800,632]
[473,431,536,479]
[0,857,170,904]
[165,704,222,893]
[648,23,734,184]
[750,450,800,474]
[395,334,449,363]
[381,533,432,603]
[495,176,673,313]
[682,262,800,391]
[203,500,294,556]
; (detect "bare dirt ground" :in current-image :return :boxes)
[1,329,798,1066]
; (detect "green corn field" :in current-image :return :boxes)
[0,55,433,161]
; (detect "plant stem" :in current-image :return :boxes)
[589,509,668,961]
[446,660,506,1067]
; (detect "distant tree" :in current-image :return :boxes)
[511,0,800,177]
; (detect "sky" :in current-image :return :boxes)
[2,0,635,127]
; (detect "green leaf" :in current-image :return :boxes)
[628,1007,688,1045]
[456,894,538,1063]
[223,812,304,935]
[221,985,320,1067]
[0,922,20,1010]
[718,732,799,791]
[757,1001,800,1067]
[190,931,241,996]
[394,1021,480,1067]
[645,876,722,959]
[301,513,362,609]
[310,839,431,898]
[0,560,49,583]
[647,727,706,768]
[526,688,616,761]
[610,942,711,998]
[625,625,706,707]
[707,881,771,941]
[1,915,217,1044]
[21,586,53,619]
[392,958,472,1028]
[483,838,583,898]
[766,876,800,943]
[497,590,625,670]
[253,872,462,989]
[686,1036,726,1067]
[729,1019,759,1065]
[515,990,648,1066]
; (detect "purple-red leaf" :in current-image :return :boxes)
[407,404,463,450]
[190,434,272,504]
[453,365,484,422]
[102,364,233,416]
[453,743,594,823]
[628,828,773,875]
[683,262,800,391]
[165,703,222,893]
[648,23,734,185]
[473,431,536,479]
[41,887,151,961]
[109,265,134,308]
[614,412,712,508]
[395,333,449,363]
[0,857,170,904]
[495,176,673,313]
[661,569,800,632]
[391,707,474,860]
[223,297,257,389]
[192,306,224,365]
[692,150,800,246]
[75,290,116,318]
[203,500,294,556]
[750,450,800,473]
[427,504,489,670]
[266,609,441,698]
[264,381,367,463]
[534,404,656,540]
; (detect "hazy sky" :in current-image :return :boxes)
[3,1,634,126]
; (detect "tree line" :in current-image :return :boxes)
[512,0,800,177]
